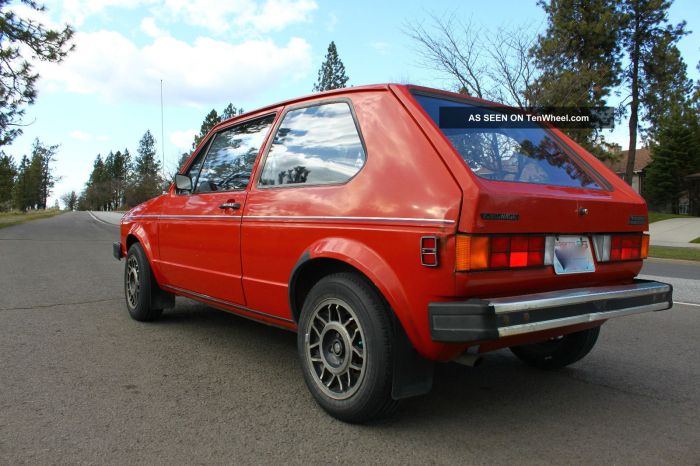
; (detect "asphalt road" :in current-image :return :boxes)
[1,212,699,464]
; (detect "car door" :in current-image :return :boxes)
[156,114,276,305]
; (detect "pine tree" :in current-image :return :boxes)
[192,110,220,150]
[644,104,700,211]
[0,0,74,147]
[125,130,163,206]
[0,154,16,210]
[529,0,623,160]
[221,103,244,121]
[12,154,40,211]
[28,139,60,209]
[313,41,349,92]
[620,0,689,184]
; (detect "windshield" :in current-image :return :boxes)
[413,94,602,190]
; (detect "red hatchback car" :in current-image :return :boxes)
[114,84,672,422]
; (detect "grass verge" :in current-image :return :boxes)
[0,209,64,229]
[648,211,692,223]
[648,245,700,261]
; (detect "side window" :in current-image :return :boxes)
[194,115,275,193]
[180,141,209,194]
[258,102,365,187]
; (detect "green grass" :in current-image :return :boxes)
[691,237,700,244]
[0,209,64,229]
[648,245,700,261]
[648,211,692,223]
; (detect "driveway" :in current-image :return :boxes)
[649,217,700,249]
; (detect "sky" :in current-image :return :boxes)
[6,0,700,206]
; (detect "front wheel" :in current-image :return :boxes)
[297,273,398,423]
[124,243,163,322]
[509,326,601,370]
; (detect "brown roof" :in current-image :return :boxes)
[607,148,652,173]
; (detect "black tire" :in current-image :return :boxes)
[509,326,601,370]
[297,272,398,423]
[124,243,163,322]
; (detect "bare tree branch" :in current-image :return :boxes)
[405,14,539,107]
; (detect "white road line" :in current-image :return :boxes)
[675,301,700,308]
[87,211,111,225]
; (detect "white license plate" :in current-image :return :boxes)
[553,236,595,275]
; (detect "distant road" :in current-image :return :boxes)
[1,212,698,464]
[641,258,700,305]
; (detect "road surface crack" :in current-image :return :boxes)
[0,297,121,311]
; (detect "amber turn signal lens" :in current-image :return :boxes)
[641,234,650,259]
[455,236,489,271]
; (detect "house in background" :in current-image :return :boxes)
[604,148,652,194]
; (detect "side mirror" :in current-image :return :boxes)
[175,174,192,192]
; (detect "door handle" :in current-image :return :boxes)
[219,202,241,210]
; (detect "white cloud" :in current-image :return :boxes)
[44,0,316,33]
[326,12,338,32]
[140,17,167,38]
[170,129,197,150]
[158,0,316,34]
[69,130,92,140]
[47,0,154,27]
[369,41,391,55]
[236,0,318,33]
[38,31,312,106]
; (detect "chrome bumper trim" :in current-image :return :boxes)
[490,280,671,315]
[497,301,670,337]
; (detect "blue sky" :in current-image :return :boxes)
[7,0,700,205]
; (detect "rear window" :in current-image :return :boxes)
[413,94,602,190]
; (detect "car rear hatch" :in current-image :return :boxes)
[405,87,649,296]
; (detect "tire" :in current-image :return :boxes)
[297,272,399,423]
[509,326,601,370]
[124,243,163,322]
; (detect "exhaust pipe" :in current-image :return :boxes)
[453,347,483,367]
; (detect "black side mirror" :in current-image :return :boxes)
[175,174,192,192]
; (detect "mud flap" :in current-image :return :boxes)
[150,281,175,309]
[391,315,434,400]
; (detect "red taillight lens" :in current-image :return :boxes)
[597,234,646,262]
[456,235,546,271]
[610,235,642,261]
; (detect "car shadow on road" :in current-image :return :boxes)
[152,298,657,432]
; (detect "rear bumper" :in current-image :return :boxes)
[429,279,673,343]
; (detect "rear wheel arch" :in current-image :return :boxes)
[290,256,379,323]
[290,251,435,405]
[287,243,421,351]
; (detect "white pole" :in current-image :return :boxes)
[160,79,165,181]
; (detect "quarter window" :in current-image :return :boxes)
[193,115,275,193]
[259,102,365,187]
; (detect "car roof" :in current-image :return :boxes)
[210,83,394,132]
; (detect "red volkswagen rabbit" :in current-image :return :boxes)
[114,84,672,422]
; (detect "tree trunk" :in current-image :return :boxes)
[625,14,640,187]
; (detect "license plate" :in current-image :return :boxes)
[553,236,595,275]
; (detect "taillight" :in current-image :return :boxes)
[455,235,547,271]
[593,233,648,262]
